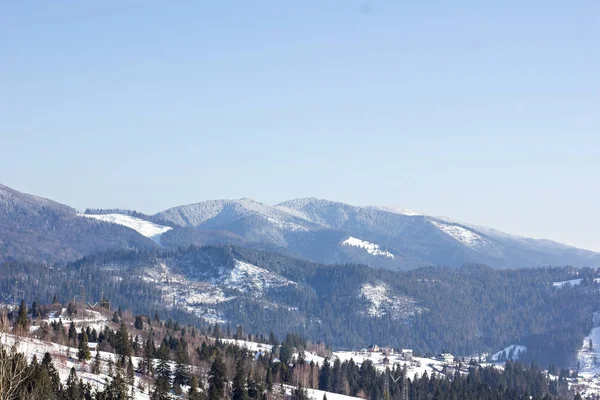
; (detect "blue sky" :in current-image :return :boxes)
[1,1,599,250]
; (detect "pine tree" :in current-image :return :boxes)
[294,385,309,400]
[188,376,202,400]
[115,321,132,365]
[208,352,227,400]
[127,356,135,386]
[152,353,172,400]
[41,352,61,394]
[77,327,91,361]
[319,358,331,391]
[16,299,29,332]
[92,350,101,374]
[173,339,190,387]
[65,367,81,400]
[68,322,78,346]
[232,357,248,400]
[135,315,144,330]
[141,338,156,376]
[212,323,221,339]
[105,368,131,399]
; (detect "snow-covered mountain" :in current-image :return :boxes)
[0,184,157,263]
[1,183,598,269]
[149,197,599,269]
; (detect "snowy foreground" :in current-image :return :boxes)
[0,332,152,400]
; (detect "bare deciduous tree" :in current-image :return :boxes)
[0,344,33,400]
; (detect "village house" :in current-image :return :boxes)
[401,349,413,361]
[436,353,455,364]
[368,344,380,352]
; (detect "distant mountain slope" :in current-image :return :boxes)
[1,183,597,268]
[0,184,157,263]
[81,213,172,244]
[19,245,594,367]
[153,197,599,269]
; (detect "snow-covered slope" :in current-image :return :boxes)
[490,344,527,361]
[577,311,600,376]
[155,198,313,231]
[136,256,297,323]
[223,260,296,295]
[342,237,394,259]
[81,213,172,244]
[430,220,490,248]
[360,282,425,320]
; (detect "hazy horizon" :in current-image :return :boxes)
[2,1,599,251]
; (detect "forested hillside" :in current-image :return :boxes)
[0,184,157,263]
[2,246,597,368]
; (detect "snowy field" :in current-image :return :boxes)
[284,385,362,400]
[490,344,527,361]
[552,278,583,288]
[80,213,172,244]
[430,221,490,248]
[342,237,394,259]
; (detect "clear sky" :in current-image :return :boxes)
[1,1,599,251]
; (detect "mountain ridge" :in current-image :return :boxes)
[1,183,598,268]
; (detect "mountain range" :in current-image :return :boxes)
[1,183,598,269]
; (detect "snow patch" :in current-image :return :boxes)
[577,311,600,377]
[491,345,527,362]
[343,237,394,259]
[223,260,296,295]
[141,262,235,320]
[430,220,489,248]
[81,213,172,244]
[360,283,425,319]
[553,278,583,288]
[372,206,423,216]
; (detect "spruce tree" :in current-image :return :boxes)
[68,322,78,346]
[105,368,131,400]
[232,357,248,400]
[188,376,202,400]
[134,315,144,330]
[208,352,227,400]
[127,356,135,386]
[173,339,190,387]
[92,350,101,374]
[77,328,91,361]
[152,353,172,400]
[16,299,29,332]
[65,367,81,400]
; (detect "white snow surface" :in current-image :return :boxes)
[552,278,583,288]
[81,213,172,244]
[342,237,394,259]
[140,259,294,322]
[141,262,234,323]
[370,206,423,216]
[284,385,363,400]
[222,260,296,295]
[332,350,447,377]
[430,220,490,248]
[577,312,600,377]
[360,283,425,319]
[220,338,274,353]
[491,345,527,361]
[156,198,313,230]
